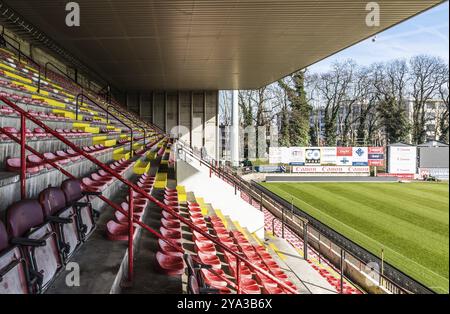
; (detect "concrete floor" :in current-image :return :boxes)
[265,235,337,294]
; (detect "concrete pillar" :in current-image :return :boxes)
[231,90,239,167]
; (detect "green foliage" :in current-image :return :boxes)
[377,97,411,144]
[278,70,312,146]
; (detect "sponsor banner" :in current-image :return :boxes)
[270,146,386,166]
[352,147,368,166]
[290,147,305,164]
[388,146,417,174]
[368,153,384,160]
[289,162,305,166]
[378,173,415,179]
[280,147,292,164]
[292,166,370,173]
[305,148,321,165]
[321,147,337,165]
[369,160,384,167]
[337,147,352,156]
[336,156,353,166]
[255,165,283,173]
[369,147,384,154]
[268,147,282,164]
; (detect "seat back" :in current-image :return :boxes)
[39,188,80,259]
[0,221,30,294]
[61,179,95,241]
[61,179,83,204]
[6,200,62,291]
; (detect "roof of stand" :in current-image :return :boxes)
[1,0,444,90]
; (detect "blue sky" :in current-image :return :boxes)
[309,1,449,73]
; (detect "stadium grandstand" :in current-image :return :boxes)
[0,0,447,296]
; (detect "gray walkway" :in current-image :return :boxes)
[265,235,337,294]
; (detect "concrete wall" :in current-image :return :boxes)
[126,91,219,159]
[0,149,114,217]
[176,156,264,239]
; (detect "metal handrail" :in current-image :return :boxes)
[44,61,81,88]
[106,103,146,145]
[176,141,419,294]
[0,96,297,294]
[75,92,136,155]
[1,31,41,93]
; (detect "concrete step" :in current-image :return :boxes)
[264,233,337,294]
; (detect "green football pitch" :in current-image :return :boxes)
[260,181,449,293]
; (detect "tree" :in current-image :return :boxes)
[438,71,449,143]
[315,61,355,146]
[409,55,448,144]
[278,70,313,146]
[372,60,411,144]
[377,97,411,144]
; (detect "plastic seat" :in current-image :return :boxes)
[66,149,82,161]
[197,251,222,269]
[26,155,47,169]
[55,150,72,162]
[43,152,69,166]
[81,177,105,192]
[105,220,138,241]
[161,210,179,221]
[160,226,182,241]
[155,251,184,276]
[0,221,31,294]
[161,218,181,230]
[39,187,80,260]
[61,179,96,241]
[195,241,216,254]
[114,210,143,225]
[5,157,42,174]
[158,238,183,256]
[239,278,261,294]
[91,172,114,185]
[6,200,63,292]
[190,212,204,220]
[200,269,228,288]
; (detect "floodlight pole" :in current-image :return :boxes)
[231,90,239,167]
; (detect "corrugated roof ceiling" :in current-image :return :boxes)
[2,0,444,90]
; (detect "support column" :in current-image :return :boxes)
[215,91,220,164]
[231,90,239,167]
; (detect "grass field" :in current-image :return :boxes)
[260,181,449,293]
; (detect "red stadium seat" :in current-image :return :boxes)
[6,200,63,292]
[155,251,184,276]
[0,221,31,294]
[39,187,81,260]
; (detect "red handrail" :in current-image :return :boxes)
[0,96,298,294]
[0,126,235,291]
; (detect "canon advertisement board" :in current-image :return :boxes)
[388,146,417,174]
[269,147,385,167]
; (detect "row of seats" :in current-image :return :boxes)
[82,158,134,193]
[104,141,167,241]
[0,127,90,141]
[1,49,144,132]
[154,186,299,294]
[4,145,113,175]
[105,172,153,241]
[0,178,97,294]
